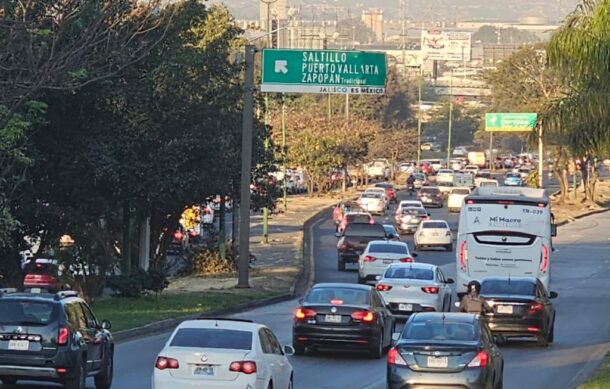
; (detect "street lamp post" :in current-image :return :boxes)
[447,68,453,164]
[417,64,423,167]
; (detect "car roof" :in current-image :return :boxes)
[420,186,439,190]
[312,283,372,291]
[177,319,265,332]
[383,224,396,230]
[346,212,372,216]
[411,312,477,324]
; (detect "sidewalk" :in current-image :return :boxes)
[166,192,354,295]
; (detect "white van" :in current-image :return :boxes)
[455,186,557,298]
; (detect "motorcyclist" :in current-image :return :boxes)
[406,174,416,196]
[459,280,491,314]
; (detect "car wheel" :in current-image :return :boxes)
[288,375,294,389]
[64,359,87,389]
[369,333,384,359]
[536,333,549,347]
[0,377,17,385]
[337,257,346,271]
[267,380,273,389]
[496,371,504,389]
[94,350,113,389]
[293,342,306,356]
[446,244,453,252]
[548,323,555,344]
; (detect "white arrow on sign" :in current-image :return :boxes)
[274,60,288,74]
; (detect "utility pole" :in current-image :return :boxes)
[237,45,255,288]
[447,68,453,164]
[122,201,132,275]
[538,123,544,188]
[281,94,288,211]
[262,95,270,244]
[417,64,423,167]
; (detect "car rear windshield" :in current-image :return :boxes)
[451,189,470,195]
[422,222,447,229]
[403,321,477,341]
[420,188,439,194]
[369,243,408,254]
[384,267,433,280]
[347,215,371,223]
[403,208,426,215]
[344,224,385,237]
[413,174,425,180]
[23,262,59,276]
[0,300,58,326]
[375,184,393,189]
[305,287,370,305]
[170,328,252,350]
[361,193,382,199]
[480,280,536,296]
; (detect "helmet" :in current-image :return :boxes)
[467,280,481,294]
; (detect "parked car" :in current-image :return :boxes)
[387,313,504,389]
[447,187,471,213]
[358,240,415,284]
[293,283,395,358]
[375,263,454,319]
[417,187,443,208]
[153,318,293,389]
[414,220,453,251]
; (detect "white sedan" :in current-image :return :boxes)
[357,192,386,215]
[358,240,415,284]
[152,319,294,389]
[414,220,452,251]
[375,262,454,319]
[447,187,471,213]
[396,200,424,214]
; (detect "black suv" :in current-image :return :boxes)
[0,289,114,389]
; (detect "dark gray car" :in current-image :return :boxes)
[387,312,503,389]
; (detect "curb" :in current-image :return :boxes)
[556,207,610,227]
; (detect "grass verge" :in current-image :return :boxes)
[580,353,610,389]
[90,289,281,332]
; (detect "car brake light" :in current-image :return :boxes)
[528,303,544,314]
[388,347,408,366]
[376,284,393,292]
[421,287,439,294]
[155,356,179,370]
[459,241,468,271]
[330,299,343,305]
[528,327,541,332]
[229,361,257,374]
[540,244,549,273]
[339,243,348,250]
[58,327,69,345]
[369,219,375,224]
[364,255,376,262]
[351,310,375,324]
[466,200,474,204]
[467,350,489,368]
[399,257,414,263]
[295,307,317,320]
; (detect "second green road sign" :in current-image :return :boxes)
[485,113,538,132]
[261,49,387,95]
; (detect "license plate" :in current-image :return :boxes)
[398,304,413,311]
[383,259,392,264]
[427,356,448,368]
[325,314,342,323]
[497,305,513,314]
[30,288,41,293]
[193,366,214,376]
[431,233,439,236]
[8,340,29,351]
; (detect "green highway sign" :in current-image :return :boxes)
[261,49,387,95]
[485,113,538,132]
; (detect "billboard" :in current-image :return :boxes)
[421,30,472,61]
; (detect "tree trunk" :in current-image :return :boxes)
[553,167,566,204]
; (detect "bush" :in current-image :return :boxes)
[107,268,170,298]
[191,248,236,276]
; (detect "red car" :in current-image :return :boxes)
[22,258,62,292]
[375,183,398,203]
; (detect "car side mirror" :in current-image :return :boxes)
[549,291,559,299]
[375,275,382,281]
[101,320,112,330]
[446,278,455,284]
[283,345,295,356]
[551,224,557,237]
[335,232,341,238]
[411,253,418,258]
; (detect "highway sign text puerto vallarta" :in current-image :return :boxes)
[261,49,387,95]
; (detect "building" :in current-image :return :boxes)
[259,0,288,33]
[362,9,384,43]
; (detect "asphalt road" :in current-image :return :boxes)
[6,188,610,389]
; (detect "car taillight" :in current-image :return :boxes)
[351,310,375,324]
[364,255,376,262]
[421,287,439,294]
[330,299,344,305]
[229,361,257,374]
[528,303,544,315]
[295,307,317,320]
[388,347,408,366]
[155,356,180,370]
[57,327,69,345]
[459,241,468,271]
[376,284,393,292]
[467,350,489,368]
[540,244,549,273]
[339,243,348,250]
[399,257,414,263]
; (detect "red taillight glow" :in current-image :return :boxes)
[339,243,348,250]
[421,287,439,294]
[351,310,375,324]
[295,307,317,320]
[540,244,549,273]
[399,257,414,263]
[467,350,489,368]
[56,368,67,374]
[376,284,393,292]
[528,303,544,315]
[459,241,468,271]
[330,299,344,305]
[466,200,474,204]
[388,347,408,366]
[528,327,541,332]
[58,327,69,345]
[364,255,376,262]
[155,356,179,370]
[229,361,257,374]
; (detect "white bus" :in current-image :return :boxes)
[455,186,557,298]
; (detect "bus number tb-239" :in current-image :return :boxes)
[522,208,544,215]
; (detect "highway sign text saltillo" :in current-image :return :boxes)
[261,49,387,95]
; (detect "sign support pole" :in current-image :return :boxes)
[417,65,423,167]
[447,69,453,164]
[345,94,350,120]
[538,123,544,188]
[262,94,270,244]
[489,132,494,170]
[282,94,288,211]
[238,45,255,288]
[327,94,332,120]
